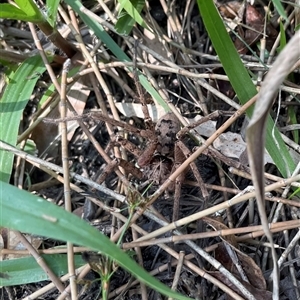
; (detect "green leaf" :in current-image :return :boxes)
[15,0,43,19]
[196,0,295,177]
[0,4,28,21]
[0,182,192,300]
[287,106,299,144]
[115,0,147,35]
[279,21,287,52]
[64,0,170,113]
[272,0,287,21]
[288,187,300,199]
[21,139,37,155]
[0,56,47,182]
[0,1,44,22]
[0,254,85,286]
[46,0,60,27]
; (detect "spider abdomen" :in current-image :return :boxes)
[155,112,181,157]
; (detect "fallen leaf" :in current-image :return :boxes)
[208,270,272,300]
[215,242,267,290]
[213,131,273,164]
[202,216,238,247]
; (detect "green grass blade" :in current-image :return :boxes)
[279,21,287,52]
[115,0,147,34]
[287,105,299,144]
[0,182,191,300]
[0,254,85,286]
[197,0,257,104]
[46,0,60,27]
[197,0,295,177]
[15,0,44,19]
[0,56,47,182]
[272,0,287,21]
[64,0,169,113]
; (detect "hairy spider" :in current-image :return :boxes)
[89,110,210,222]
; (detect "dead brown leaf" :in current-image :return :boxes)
[215,242,267,290]
[208,270,272,300]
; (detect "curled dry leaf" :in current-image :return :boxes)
[203,217,270,296]
[217,1,277,53]
[246,31,300,299]
[208,270,272,300]
[215,242,267,290]
[217,0,243,31]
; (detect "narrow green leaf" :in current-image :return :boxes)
[0,254,85,286]
[288,187,300,198]
[0,182,191,300]
[115,0,147,34]
[64,0,170,113]
[279,21,287,52]
[46,0,60,27]
[0,56,47,182]
[287,106,299,144]
[197,0,295,177]
[272,0,287,21]
[197,0,257,104]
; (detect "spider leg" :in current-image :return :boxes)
[177,110,233,139]
[115,136,143,158]
[171,144,187,221]
[94,156,143,188]
[115,135,158,167]
[118,159,144,180]
[132,40,156,132]
[92,111,156,139]
[176,140,209,202]
[96,158,119,185]
[173,169,185,222]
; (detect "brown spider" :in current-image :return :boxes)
[88,110,210,222]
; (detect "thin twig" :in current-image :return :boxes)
[60,59,77,300]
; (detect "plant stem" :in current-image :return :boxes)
[36,21,76,57]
